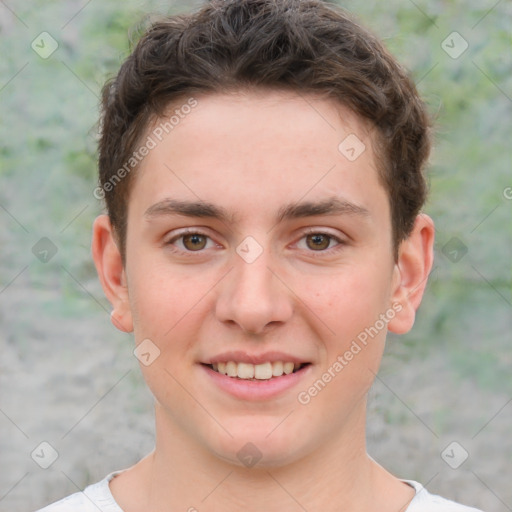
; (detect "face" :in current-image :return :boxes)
[100,89,421,468]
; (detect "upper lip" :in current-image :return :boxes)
[202,351,310,365]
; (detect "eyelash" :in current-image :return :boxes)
[165,228,346,258]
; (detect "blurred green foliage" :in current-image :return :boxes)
[0,0,510,393]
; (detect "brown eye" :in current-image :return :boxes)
[305,233,331,250]
[182,233,207,251]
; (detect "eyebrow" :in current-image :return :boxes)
[144,197,370,224]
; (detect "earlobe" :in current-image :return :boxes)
[91,214,133,333]
[387,214,435,335]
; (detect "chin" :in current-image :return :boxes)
[206,422,310,470]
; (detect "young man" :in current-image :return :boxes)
[37,0,483,510]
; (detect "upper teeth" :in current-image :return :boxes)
[213,361,301,380]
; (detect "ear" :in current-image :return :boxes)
[387,213,435,335]
[91,214,133,333]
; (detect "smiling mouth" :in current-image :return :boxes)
[203,361,310,381]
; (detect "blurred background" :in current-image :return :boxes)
[0,0,510,510]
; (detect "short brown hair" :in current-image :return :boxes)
[98,0,431,263]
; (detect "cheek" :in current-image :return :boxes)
[297,271,389,419]
[129,263,200,340]
[129,268,204,410]
[299,266,391,395]
[307,266,391,343]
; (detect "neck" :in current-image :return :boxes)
[138,400,384,511]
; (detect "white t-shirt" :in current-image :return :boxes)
[35,470,484,511]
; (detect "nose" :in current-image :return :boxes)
[215,243,293,335]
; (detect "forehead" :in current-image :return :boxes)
[130,89,386,225]
[152,88,374,154]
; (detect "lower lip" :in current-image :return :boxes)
[200,364,312,401]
